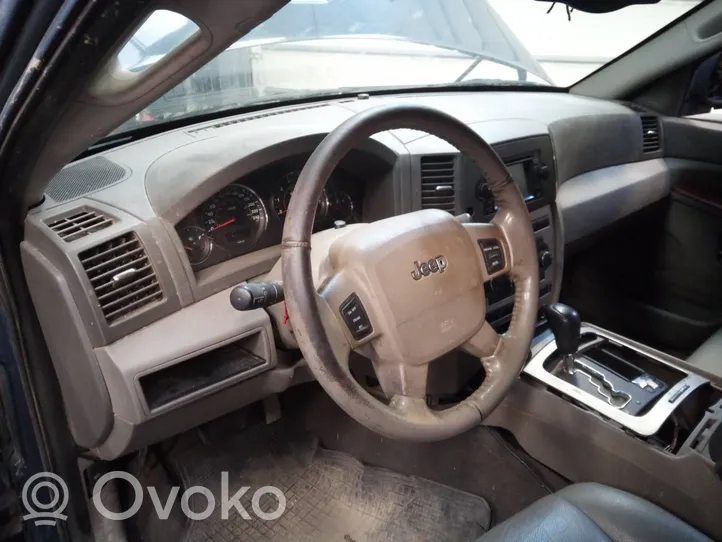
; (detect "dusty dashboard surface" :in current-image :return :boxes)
[19,90,666,459]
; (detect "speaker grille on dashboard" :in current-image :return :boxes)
[45,157,128,202]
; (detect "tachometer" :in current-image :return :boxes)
[201,184,267,252]
[272,171,328,221]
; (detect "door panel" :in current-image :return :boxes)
[648,187,722,347]
[562,159,722,354]
[636,120,722,351]
[663,191,722,311]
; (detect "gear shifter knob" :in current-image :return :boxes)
[543,303,581,356]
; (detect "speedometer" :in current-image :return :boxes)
[201,184,267,252]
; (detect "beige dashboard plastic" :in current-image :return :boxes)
[92,285,277,459]
[21,90,654,454]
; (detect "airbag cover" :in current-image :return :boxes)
[327,209,486,365]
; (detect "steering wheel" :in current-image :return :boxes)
[281,104,539,441]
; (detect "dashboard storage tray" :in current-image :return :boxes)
[140,343,268,411]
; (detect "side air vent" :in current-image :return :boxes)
[420,155,456,212]
[79,233,163,325]
[46,209,113,242]
[641,116,661,153]
[45,157,128,202]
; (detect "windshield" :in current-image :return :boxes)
[112,0,704,135]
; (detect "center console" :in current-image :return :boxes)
[526,322,707,436]
[522,302,722,468]
[458,135,558,330]
[490,302,722,539]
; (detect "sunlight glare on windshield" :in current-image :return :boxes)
[111,0,703,135]
[116,9,199,73]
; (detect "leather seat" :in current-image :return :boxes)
[686,328,722,377]
[477,483,711,541]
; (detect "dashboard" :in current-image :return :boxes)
[175,159,363,271]
[20,90,675,461]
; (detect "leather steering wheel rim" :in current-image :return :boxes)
[282,103,539,441]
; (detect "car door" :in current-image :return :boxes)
[0,336,23,541]
[0,2,101,541]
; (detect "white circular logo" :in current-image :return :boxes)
[21,472,69,526]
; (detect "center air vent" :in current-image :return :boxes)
[47,209,113,242]
[79,233,163,325]
[641,116,661,153]
[420,155,456,212]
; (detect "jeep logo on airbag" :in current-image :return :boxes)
[411,256,448,280]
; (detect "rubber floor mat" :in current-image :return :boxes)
[165,419,491,542]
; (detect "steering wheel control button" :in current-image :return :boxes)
[340,293,373,340]
[478,239,505,275]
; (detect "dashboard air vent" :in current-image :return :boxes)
[420,155,456,213]
[47,209,113,242]
[79,232,163,325]
[641,116,661,153]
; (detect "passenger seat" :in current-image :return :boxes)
[686,328,722,377]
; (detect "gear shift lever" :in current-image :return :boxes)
[543,303,581,374]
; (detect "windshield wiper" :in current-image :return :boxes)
[224,34,549,85]
[456,55,524,83]
[277,34,550,84]
[82,77,557,158]
[86,35,552,155]
[321,34,549,84]
[415,39,547,84]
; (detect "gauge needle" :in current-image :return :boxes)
[184,246,193,251]
[210,218,236,231]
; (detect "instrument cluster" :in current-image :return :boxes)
[176,163,362,271]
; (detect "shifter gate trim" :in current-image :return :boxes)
[570,360,632,410]
[525,324,707,436]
